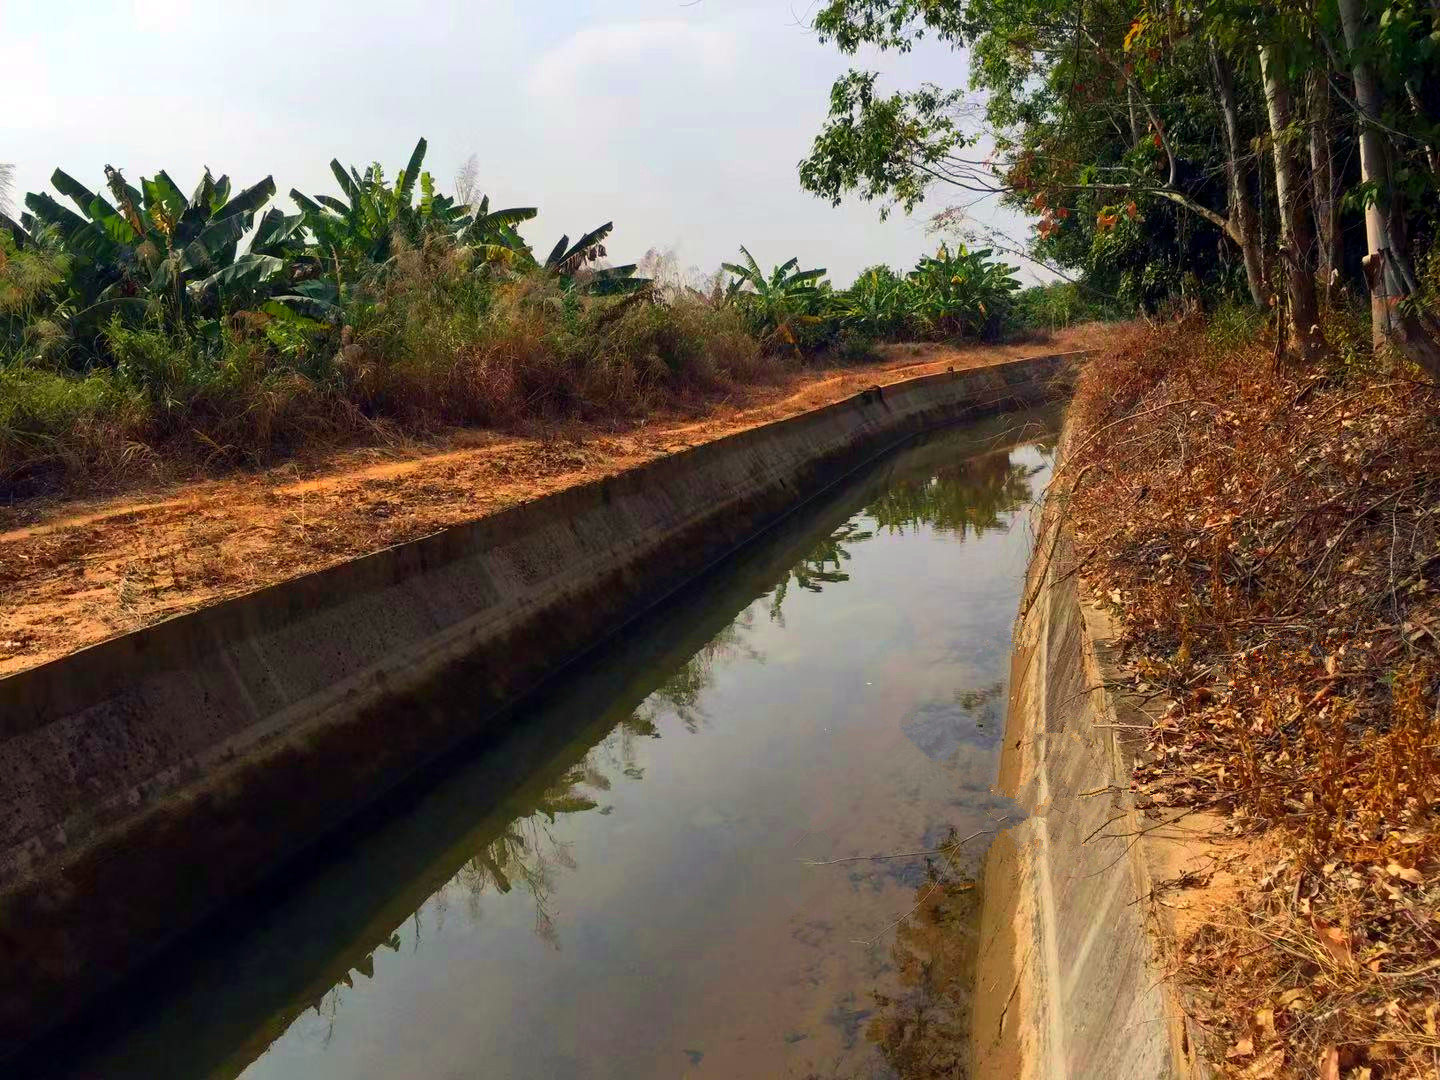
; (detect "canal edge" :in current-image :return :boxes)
[974,413,1212,1079]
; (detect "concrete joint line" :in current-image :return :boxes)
[1034,574,1072,1079]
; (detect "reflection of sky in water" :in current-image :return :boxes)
[36,421,1056,1080]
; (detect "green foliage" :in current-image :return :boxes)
[722,246,830,350]
[1010,281,1124,331]
[800,0,1440,316]
[1204,301,1271,352]
[1,231,68,359]
[906,243,1020,338]
[290,138,531,273]
[799,72,969,217]
[0,361,140,452]
[836,264,912,338]
[0,135,1037,490]
[23,164,282,338]
[828,245,1022,341]
[720,242,1021,349]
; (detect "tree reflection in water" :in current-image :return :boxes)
[766,520,874,624]
[769,447,1044,624]
[865,448,1043,539]
[423,612,765,948]
[864,869,981,1079]
[444,445,1048,952]
[630,614,763,734]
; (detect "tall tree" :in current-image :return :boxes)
[1213,46,1272,306]
[800,2,1279,312]
[1336,0,1440,378]
[1307,62,1342,290]
[1259,38,1329,360]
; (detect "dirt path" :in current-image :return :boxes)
[0,329,1105,677]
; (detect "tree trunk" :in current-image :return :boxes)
[1212,47,1271,307]
[1338,0,1440,379]
[1307,67,1341,294]
[1259,43,1329,362]
[1405,81,1440,178]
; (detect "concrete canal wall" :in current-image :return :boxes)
[0,352,1075,1059]
[972,423,1206,1079]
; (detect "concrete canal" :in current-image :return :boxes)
[26,412,1057,1079]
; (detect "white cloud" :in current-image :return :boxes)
[130,0,191,34]
[526,21,738,101]
[2,41,60,133]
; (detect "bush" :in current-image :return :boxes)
[1203,300,1269,351]
[833,330,880,364]
[0,362,148,486]
[1010,281,1124,332]
[0,249,788,494]
[342,258,772,427]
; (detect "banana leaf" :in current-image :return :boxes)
[51,169,114,220]
[143,171,188,221]
[395,137,427,206]
[196,253,285,294]
[211,176,276,223]
[329,160,360,207]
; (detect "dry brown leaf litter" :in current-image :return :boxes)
[1063,320,1440,1079]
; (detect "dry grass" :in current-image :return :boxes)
[0,253,778,498]
[1062,318,1440,1078]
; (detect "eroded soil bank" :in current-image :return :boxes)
[0,329,1105,677]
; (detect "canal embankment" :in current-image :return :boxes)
[0,351,1074,1061]
[972,414,1207,1079]
[1000,321,1440,1079]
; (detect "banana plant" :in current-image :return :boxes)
[291,138,433,267]
[22,164,279,346]
[722,245,828,349]
[542,222,613,275]
[459,192,537,264]
[906,244,1020,337]
[836,265,915,338]
[293,138,538,270]
[515,221,649,296]
[244,206,340,319]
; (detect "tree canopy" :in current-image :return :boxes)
[800,0,1440,370]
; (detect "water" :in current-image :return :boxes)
[33,412,1056,1080]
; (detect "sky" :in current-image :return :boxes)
[2,0,1038,286]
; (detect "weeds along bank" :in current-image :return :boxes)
[1058,317,1440,1078]
[0,138,1075,497]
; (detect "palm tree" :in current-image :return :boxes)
[0,163,13,216]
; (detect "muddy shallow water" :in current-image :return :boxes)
[29,413,1055,1080]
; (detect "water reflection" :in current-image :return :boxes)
[768,445,1047,624]
[867,447,1047,538]
[767,520,873,622]
[864,874,981,1078]
[26,408,1058,1080]
[427,440,1046,963]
